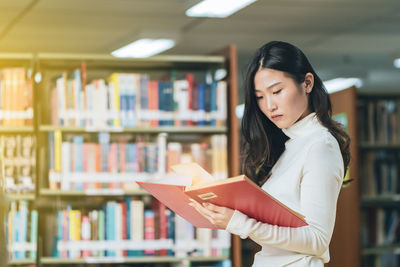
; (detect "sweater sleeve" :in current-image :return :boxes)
[226,137,344,256]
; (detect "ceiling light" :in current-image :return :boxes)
[186,0,257,18]
[111,39,175,58]
[394,58,400,68]
[323,78,363,94]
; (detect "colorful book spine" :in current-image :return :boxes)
[144,210,155,256]
[68,210,81,258]
[50,71,227,127]
[98,210,105,257]
[198,82,206,126]
[6,201,38,260]
[48,133,227,190]
[148,80,159,127]
[0,68,33,126]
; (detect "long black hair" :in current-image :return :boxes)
[241,41,351,186]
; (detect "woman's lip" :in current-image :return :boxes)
[271,115,283,120]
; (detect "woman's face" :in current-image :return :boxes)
[254,68,313,129]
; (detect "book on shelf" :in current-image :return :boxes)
[1,134,36,193]
[0,68,34,126]
[361,150,399,197]
[50,70,227,128]
[137,162,307,229]
[48,197,230,259]
[361,208,400,248]
[6,200,38,260]
[47,132,227,192]
[358,98,400,144]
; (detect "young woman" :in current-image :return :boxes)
[190,41,350,266]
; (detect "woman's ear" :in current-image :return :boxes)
[304,73,314,94]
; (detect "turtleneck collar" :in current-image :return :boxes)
[281,112,326,139]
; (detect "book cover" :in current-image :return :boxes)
[137,162,307,229]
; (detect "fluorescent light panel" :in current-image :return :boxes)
[186,0,257,18]
[112,39,175,58]
[394,58,400,68]
[323,78,363,94]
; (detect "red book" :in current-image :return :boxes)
[95,144,102,189]
[121,202,127,256]
[148,81,159,126]
[151,200,168,256]
[144,210,155,256]
[158,202,168,256]
[137,163,307,229]
[108,143,118,188]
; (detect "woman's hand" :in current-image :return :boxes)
[189,199,234,229]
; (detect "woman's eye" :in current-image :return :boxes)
[273,89,282,95]
[255,96,263,100]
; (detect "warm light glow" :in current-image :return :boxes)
[236,104,244,119]
[323,78,363,94]
[111,39,175,58]
[186,0,257,18]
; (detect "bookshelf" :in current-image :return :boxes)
[329,89,400,267]
[2,46,239,266]
[357,93,400,267]
[0,57,38,266]
[327,86,361,267]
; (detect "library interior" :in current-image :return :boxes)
[0,1,399,267]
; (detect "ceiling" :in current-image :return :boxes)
[0,0,400,99]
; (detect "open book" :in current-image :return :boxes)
[136,163,307,229]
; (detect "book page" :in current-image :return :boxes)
[170,162,215,188]
[146,173,192,187]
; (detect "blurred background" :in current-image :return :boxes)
[0,1,399,267]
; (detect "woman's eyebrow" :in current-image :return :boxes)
[255,82,282,92]
[267,82,282,89]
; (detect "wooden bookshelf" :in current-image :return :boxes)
[30,46,240,266]
[40,256,229,264]
[328,86,361,267]
[362,244,400,255]
[359,142,400,150]
[40,188,149,197]
[0,127,34,133]
[0,57,37,265]
[361,195,400,206]
[39,125,227,134]
[7,259,36,266]
[329,91,400,267]
[36,53,225,72]
[6,193,35,201]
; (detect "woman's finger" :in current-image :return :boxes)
[190,200,217,218]
[190,202,215,223]
[202,202,225,213]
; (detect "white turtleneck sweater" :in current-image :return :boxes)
[226,112,344,267]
